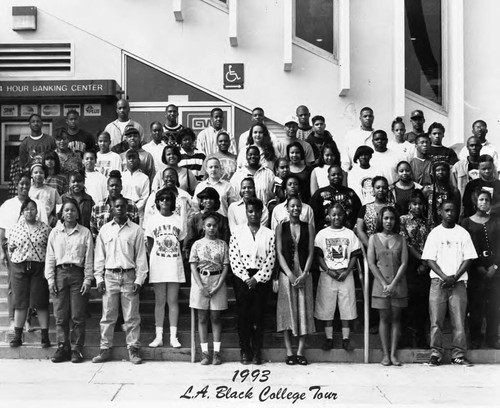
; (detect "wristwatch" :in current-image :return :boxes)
[493,265,499,271]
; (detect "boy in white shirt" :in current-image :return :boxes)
[96,132,121,177]
[82,151,107,204]
[121,150,150,227]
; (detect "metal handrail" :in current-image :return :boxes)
[357,245,370,363]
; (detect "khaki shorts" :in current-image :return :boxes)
[314,271,357,320]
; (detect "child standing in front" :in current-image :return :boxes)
[314,204,361,352]
[367,206,408,366]
[189,212,229,365]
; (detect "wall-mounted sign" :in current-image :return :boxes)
[20,104,38,116]
[63,104,81,116]
[0,80,120,98]
[84,103,101,116]
[223,63,244,89]
[1,105,18,117]
[41,104,61,117]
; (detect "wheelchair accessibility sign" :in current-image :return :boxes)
[223,63,244,89]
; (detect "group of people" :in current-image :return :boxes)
[0,100,499,368]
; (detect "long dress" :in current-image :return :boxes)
[276,221,315,335]
[371,233,408,307]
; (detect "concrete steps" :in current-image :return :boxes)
[1,268,499,364]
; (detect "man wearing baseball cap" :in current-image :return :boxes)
[405,110,426,144]
[279,115,315,165]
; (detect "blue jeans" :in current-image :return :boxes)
[429,279,467,359]
[52,266,89,350]
[100,270,141,349]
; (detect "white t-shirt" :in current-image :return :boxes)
[348,165,376,205]
[422,224,478,281]
[84,170,108,204]
[144,213,186,283]
[96,151,122,177]
[314,226,361,270]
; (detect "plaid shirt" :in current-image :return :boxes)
[90,196,139,239]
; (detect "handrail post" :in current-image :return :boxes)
[362,247,370,363]
[190,307,195,363]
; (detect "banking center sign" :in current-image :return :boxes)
[0,80,120,98]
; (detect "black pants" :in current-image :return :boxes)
[468,271,500,345]
[233,276,269,355]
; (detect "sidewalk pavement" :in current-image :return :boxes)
[0,359,498,407]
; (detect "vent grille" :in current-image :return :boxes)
[0,43,72,72]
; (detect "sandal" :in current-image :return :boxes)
[296,355,308,366]
[285,355,296,365]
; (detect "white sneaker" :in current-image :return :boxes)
[149,336,163,348]
[170,337,181,348]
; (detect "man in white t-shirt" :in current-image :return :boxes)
[104,99,145,150]
[422,200,477,366]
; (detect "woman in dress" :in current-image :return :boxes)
[287,142,313,204]
[461,189,500,349]
[276,197,315,365]
[7,199,51,348]
[367,206,408,366]
[145,188,187,349]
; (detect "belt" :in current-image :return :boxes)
[198,269,222,276]
[479,250,493,258]
[106,268,135,273]
[56,263,82,269]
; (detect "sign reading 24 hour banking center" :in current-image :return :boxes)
[0,80,119,98]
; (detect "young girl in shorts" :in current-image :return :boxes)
[314,204,361,351]
[189,211,229,365]
[367,206,408,366]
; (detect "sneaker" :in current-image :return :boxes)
[451,357,473,367]
[71,349,84,364]
[428,355,441,366]
[128,347,142,365]
[170,337,181,348]
[322,338,334,351]
[92,349,111,363]
[51,343,71,363]
[200,351,211,365]
[342,338,354,351]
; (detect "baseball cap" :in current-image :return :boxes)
[124,125,140,136]
[410,110,424,120]
[284,115,298,126]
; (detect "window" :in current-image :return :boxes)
[405,0,442,105]
[294,0,334,57]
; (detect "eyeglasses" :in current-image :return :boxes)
[158,197,171,202]
[23,208,37,213]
